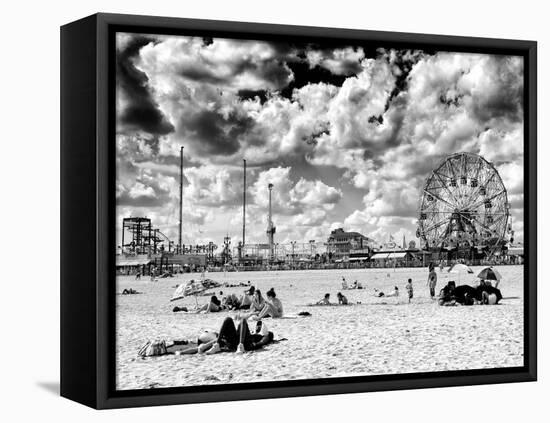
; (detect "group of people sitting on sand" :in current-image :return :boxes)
[341,277,363,290]
[314,292,349,305]
[438,280,502,306]
[175,287,284,318]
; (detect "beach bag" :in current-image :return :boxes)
[138,340,167,357]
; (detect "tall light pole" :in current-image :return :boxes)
[242,159,246,248]
[178,146,184,254]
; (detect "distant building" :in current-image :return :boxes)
[326,228,375,259]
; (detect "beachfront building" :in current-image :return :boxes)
[505,244,524,264]
[326,228,375,261]
[369,250,417,267]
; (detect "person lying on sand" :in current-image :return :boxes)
[200,316,275,354]
[373,287,399,298]
[121,288,141,295]
[337,292,348,305]
[196,295,224,313]
[315,293,332,305]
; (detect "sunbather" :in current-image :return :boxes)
[196,295,223,313]
[201,316,274,354]
[373,286,399,298]
[239,286,255,309]
[256,288,283,318]
[250,289,266,312]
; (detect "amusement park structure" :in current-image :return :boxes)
[417,152,512,259]
[121,217,173,255]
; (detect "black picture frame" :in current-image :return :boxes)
[60,12,537,409]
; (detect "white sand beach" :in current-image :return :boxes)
[116,265,524,390]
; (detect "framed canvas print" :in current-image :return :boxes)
[60,13,537,409]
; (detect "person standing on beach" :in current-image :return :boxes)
[406,279,414,303]
[427,268,437,299]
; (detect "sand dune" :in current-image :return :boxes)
[116,265,524,390]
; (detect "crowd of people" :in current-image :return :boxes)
[172,262,502,314]
[183,286,285,318]
[140,263,506,360]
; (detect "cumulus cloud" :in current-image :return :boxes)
[115,33,525,247]
[306,47,365,75]
[116,34,174,135]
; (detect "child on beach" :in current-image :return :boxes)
[406,279,414,303]
[427,268,437,299]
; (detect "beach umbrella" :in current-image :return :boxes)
[171,279,209,304]
[448,263,474,274]
[477,267,502,282]
[447,263,473,283]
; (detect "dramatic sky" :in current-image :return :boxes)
[115,32,524,250]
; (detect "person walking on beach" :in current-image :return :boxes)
[427,267,437,299]
[406,279,414,303]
